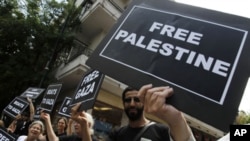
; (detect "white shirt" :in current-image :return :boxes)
[16,135,27,141]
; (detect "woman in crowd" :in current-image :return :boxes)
[55,117,68,136]
[16,120,45,141]
[40,103,96,141]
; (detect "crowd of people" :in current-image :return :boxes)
[0,84,200,141]
[0,99,96,141]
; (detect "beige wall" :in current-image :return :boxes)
[97,89,123,109]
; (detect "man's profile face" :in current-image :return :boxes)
[123,90,144,121]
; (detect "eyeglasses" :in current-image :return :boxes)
[124,97,140,103]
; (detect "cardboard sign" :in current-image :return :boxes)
[86,0,250,132]
[58,97,72,118]
[0,128,16,141]
[40,84,62,113]
[70,69,104,111]
[3,97,29,119]
[20,87,45,99]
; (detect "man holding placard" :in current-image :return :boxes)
[110,84,195,141]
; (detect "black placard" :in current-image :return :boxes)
[40,84,62,112]
[58,97,72,118]
[0,128,16,141]
[70,69,104,111]
[86,0,250,132]
[20,87,45,99]
[3,97,29,119]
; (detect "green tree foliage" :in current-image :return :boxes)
[0,0,81,110]
[235,111,250,125]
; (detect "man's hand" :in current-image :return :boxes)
[40,110,51,122]
[71,103,92,141]
[138,84,174,117]
[138,84,194,141]
[70,103,88,128]
[27,97,32,103]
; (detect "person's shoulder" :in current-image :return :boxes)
[57,132,67,136]
[109,125,128,140]
[113,125,128,134]
[18,135,27,137]
[17,135,27,141]
[149,122,170,133]
[152,122,169,129]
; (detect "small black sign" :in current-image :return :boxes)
[0,128,16,141]
[3,97,29,119]
[70,69,104,111]
[40,84,62,112]
[58,97,72,118]
[230,125,250,141]
[20,87,45,99]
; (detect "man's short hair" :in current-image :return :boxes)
[122,87,137,102]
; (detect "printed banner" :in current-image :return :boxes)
[86,0,250,132]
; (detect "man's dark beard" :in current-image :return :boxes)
[125,107,144,121]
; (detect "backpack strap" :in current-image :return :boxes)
[132,122,155,141]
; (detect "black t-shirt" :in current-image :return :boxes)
[14,120,32,136]
[59,135,82,141]
[55,131,67,136]
[109,123,171,141]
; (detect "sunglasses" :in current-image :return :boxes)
[124,97,140,103]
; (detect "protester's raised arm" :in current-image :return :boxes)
[71,103,92,141]
[66,118,74,135]
[40,110,59,141]
[138,84,195,141]
[27,97,35,121]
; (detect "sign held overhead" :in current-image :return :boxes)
[70,69,104,111]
